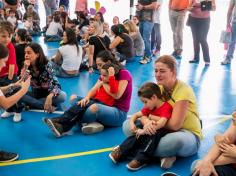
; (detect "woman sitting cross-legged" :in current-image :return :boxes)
[21,43,67,112]
[43,50,132,136]
[51,28,82,77]
[123,55,202,169]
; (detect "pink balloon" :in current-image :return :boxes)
[99,6,106,14]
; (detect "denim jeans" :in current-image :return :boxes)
[226,22,236,59]
[51,61,79,78]
[122,119,200,157]
[139,21,154,58]
[21,90,67,109]
[169,9,186,53]
[151,23,161,51]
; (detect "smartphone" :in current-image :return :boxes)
[23,70,30,81]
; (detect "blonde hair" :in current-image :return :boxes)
[123,20,138,33]
[90,21,103,36]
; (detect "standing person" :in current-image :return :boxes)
[151,0,162,56]
[136,0,158,64]
[59,0,69,12]
[0,43,30,162]
[43,0,57,17]
[221,0,236,65]
[188,0,216,66]
[44,50,132,135]
[0,21,18,86]
[191,111,236,176]
[123,55,202,169]
[109,82,172,171]
[75,0,87,14]
[21,43,66,112]
[169,0,189,59]
[44,63,120,137]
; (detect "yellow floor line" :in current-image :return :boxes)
[0,115,232,167]
[0,147,113,167]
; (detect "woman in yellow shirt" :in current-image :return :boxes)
[123,55,202,169]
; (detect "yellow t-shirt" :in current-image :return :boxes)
[162,80,203,139]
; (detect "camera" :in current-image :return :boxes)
[200,1,212,11]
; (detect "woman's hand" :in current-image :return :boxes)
[88,67,94,74]
[108,67,115,76]
[44,94,54,113]
[136,129,145,139]
[219,143,236,158]
[20,76,31,93]
[77,96,90,107]
[192,159,218,176]
[130,120,137,133]
[143,120,157,135]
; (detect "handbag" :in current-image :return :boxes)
[220,27,232,44]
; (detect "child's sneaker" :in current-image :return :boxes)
[1,111,14,118]
[126,160,147,171]
[81,122,104,134]
[161,172,179,176]
[13,113,22,122]
[109,146,122,164]
[44,118,64,137]
[160,156,176,169]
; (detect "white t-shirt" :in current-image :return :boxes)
[59,45,82,71]
[46,21,63,36]
[7,16,17,27]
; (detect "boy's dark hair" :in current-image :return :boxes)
[0,21,14,34]
[138,82,163,100]
[0,43,9,59]
[53,15,60,23]
[101,63,121,76]
[5,0,17,5]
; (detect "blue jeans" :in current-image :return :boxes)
[139,21,154,58]
[226,22,236,59]
[71,97,127,126]
[51,61,79,78]
[21,90,67,109]
[122,119,200,157]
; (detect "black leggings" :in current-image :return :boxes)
[215,165,236,176]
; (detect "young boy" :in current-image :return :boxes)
[0,21,18,86]
[44,63,120,137]
[109,82,173,171]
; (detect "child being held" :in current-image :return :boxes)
[109,82,173,171]
[43,63,121,137]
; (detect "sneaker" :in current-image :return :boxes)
[221,58,231,65]
[161,172,179,176]
[1,111,14,118]
[81,122,104,134]
[126,160,147,171]
[152,49,160,56]
[109,146,122,164]
[160,156,176,169]
[13,113,22,122]
[44,118,64,137]
[0,151,19,162]
[189,59,199,63]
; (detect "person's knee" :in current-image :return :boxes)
[89,104,98,113]
[122,119,133,137]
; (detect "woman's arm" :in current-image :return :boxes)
[165,100,189,131]
[88,44,94,72]
[52,51,62,63]
[109,36,122,49]
[211,0,216,11]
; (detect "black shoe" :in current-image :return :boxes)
[189,59,199,63]
[43,118,64,137]
[0,151,19,162]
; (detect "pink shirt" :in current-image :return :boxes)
[190,0,210,18]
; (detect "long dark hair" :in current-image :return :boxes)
[111,24,129,37]
[96,50,123,68]
[27,43,48,74]
[16,28,32,42]
[64,28,79,55]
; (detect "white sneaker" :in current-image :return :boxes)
[13,113,22,122]
[1,111,14,118]
[81,122,104,134]
[160,156,176,169]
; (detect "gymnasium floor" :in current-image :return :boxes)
[1,1,236,175]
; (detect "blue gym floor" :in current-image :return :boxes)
[1,1,236,175]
